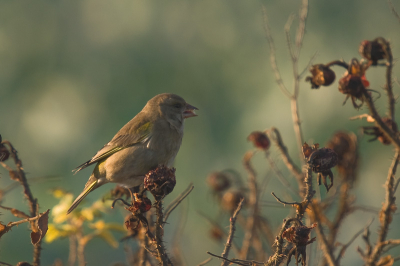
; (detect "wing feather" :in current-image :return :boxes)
[73,117,153,174]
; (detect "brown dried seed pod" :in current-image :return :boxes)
[308,148,338,173]
[206,172,231,192]
[326,131,358,176]
[359,38,387,65]
[144,165,176,199]
[124,214,141,237]
[221,190,244,213]
[282,223,317,246]
[306,64,336,89]
[127,193,152,214]
[247,131,270,150]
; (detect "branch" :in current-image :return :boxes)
[164,184,194,222]
[388,0,400,24]
[240,152,258,259]
[362,91,400,150]
[366,151,400,265]
[261,5,292,99]
[154,199,172,266]
[220,198,244,266]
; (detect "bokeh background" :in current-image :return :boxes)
[1,1,400,265]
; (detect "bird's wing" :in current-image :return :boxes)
[72,118,153,174]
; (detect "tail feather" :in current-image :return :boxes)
[67,179,98,214]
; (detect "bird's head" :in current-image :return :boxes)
[146,93,198,126]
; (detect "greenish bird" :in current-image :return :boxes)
[67,93,198,214]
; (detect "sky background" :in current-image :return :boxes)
[1,1,400,265]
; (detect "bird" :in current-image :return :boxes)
[67,93,198,214]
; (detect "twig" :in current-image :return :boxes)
[382,38,395,121]
[336,220,373,264]
[265,152,299,197]
[207,252,248,266]
[171,198,188,266]
[68,235,77,266]
[271,192,302,207]
[196,258,212,266]
[1,140,41,266]
[164,184,194,222]
[311,210,337,266]
[220,198,244,266]
[268,128,304,190]
[154,199,172,266]
[0,262,12,266]
[388,0,400,24]
[198,211,240,255]
[240,152,258,260]
[366,151,400,265]
[262,5,291,99]
[362,90,400,150]
[265,218,301,266]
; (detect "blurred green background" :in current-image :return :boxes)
[1,1,400,265]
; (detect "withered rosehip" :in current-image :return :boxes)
[359,37,388,65]
[221,190,244,213]
[124,214,141,237]
[283,223,317,266]
[144,165,176,199]
[131,193,152,213]
[326,131,358,182]
[308,147,338,192]
[338,58,370,109]
[305,64,336,89]
[207,172,231,192]
[247,131,270,150]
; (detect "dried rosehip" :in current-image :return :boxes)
[283,223,317,266]
[305,64,336,89]
[247,131,270,150]
[339,58,370,109]
[221,190,244,213]
[359,37,388,65]
[127,193,152,214]
[124,214,141,237]
[308,147,338,192]
[144,165,176,199]
[207,172,231,192]
[326,131,358,181]
[363,117,398,145]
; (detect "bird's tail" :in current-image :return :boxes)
[67,178,99,214]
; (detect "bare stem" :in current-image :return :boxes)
[155,199,172,266]
[220,198,244,266]
[240,152,258,260]
[366,151,400,265]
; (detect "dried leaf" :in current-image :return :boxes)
[0,222,11,239]
[377,255,394,266]
[10,208,30,219]
[30,209,50,245]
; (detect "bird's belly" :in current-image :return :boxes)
[103,145,178,187]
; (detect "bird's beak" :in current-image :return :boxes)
[183,103,198,119]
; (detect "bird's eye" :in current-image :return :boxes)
[174,103,182,108]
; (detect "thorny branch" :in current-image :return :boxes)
[220,198,244,266]
[0,140,42,266]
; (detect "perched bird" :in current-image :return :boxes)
[67,93,197,214]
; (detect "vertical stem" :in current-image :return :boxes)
[68,235,77,266]
[221,199,244,266]
[240,152,258,259]
[155,199,172,266]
